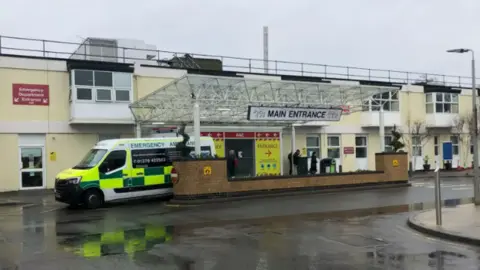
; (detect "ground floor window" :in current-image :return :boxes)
[434,136,439,156]
[412,136,422,157]
[306,135,320,158]
[355,136,367,158]
[327,135,340,158]
[384,136,393,152]
[450,135,459,155]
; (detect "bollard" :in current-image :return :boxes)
[434,166,442,225]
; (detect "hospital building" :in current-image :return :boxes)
[0,35,477,191]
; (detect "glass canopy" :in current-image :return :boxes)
[129,74,401,125]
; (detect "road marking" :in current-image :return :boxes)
[452,187,472,191]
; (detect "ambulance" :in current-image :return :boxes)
[54,136,216,209]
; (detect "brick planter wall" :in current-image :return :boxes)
[173,152,408,200]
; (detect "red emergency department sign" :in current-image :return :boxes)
[12,84,50,106]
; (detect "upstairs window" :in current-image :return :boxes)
[362,91,399,112]
[426,93,458,113]
[71,70,132,102]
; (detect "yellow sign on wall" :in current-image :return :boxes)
[201,132,225,157]
[203,166,212,176]
[49,152,57,162]
[392,159,399,167]
[255,132,281,176]
[214,139,225,158]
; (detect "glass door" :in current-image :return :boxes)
[19,147,45,189]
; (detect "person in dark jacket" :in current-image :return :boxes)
[227,150,237,178]
[288,152,293,175]
[310,152,318,175]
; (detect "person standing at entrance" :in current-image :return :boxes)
[310,152,318,175]
[288,152,293,175]
[227,150,237,178]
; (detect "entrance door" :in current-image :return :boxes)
[19,147,45,189]
[355,135,368,170]
[225,139,255,177]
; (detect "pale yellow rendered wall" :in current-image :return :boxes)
[135,76,176,100]
[0,135,19,191]
[281,133,307,172]
[45,134,98,188]
[0,68,69,121]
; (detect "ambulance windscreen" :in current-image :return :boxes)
[73,149,108,169]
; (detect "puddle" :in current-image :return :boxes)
[57,225,174,258]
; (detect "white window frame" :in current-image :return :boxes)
[384,135,394,152]
[434,136,439,156]
[327,135,341,159]
[451,135,459,155]
[355,135,368,158]
[71,70,133,103]
[306,135,320,158]
[362,91,399,112]
[412,135,422,157]
[426,92,459,114]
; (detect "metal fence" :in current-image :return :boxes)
[0,35,474,88]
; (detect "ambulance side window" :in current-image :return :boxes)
[132,148,171,168]
[99,150,126,173]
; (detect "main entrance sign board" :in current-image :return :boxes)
[247,106,342,121]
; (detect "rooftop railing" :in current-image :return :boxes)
[0,35,475,88]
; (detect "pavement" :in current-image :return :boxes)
[408,204,480,246]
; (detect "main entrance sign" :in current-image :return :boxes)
[247,106,342,121]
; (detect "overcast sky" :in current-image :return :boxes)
[1,0,480,82]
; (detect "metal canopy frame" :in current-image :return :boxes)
[129,74,400,125]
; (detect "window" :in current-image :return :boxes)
[362,91,399,112]
[114,72,132,102]
[187,146,213,158]
[451,135,459,155]
[132,148,171,168]
[96,89,112,101]
[306,136,320,158]
[384,136,394,152]
[426,93,459,114]
[355,136,367,158]
[76,88,92,100]
[74,149,107,169]
[327,135,340,158]
[72,70,132,102]
[412,136,422,156]
[434,136,439,156]
[99,150,126,173]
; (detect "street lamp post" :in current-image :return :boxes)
[447,48,480,204]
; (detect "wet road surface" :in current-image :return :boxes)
[0,180,478,269]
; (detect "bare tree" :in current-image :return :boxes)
[453,113,480,167]
[402,118,431,170]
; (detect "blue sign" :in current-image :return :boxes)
[443,142,453,160]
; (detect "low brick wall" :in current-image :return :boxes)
[173,152,408,200]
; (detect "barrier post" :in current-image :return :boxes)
[434,165,442,225]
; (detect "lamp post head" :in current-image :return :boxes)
[447,48,471,53]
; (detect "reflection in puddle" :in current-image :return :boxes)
[58,225,174,258]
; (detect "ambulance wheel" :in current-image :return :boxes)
[83,189,104,209]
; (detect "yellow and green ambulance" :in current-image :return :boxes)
[54,136,216,208]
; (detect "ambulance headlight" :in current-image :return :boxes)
[66,177,82,184]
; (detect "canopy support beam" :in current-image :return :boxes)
[193,102,201,155]
[379,106,385,152]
